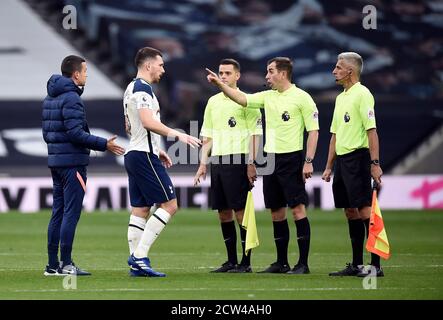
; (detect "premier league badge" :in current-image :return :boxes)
[228,117,237,127]
[344,112,350,123]
[282,111,290,121]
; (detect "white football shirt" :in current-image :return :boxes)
[123,78,162,156]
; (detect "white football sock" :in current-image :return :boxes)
[133,208,171,258]
[127,215,147,254]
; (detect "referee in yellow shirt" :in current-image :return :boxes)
[206,57,319,274]
[322,52,384,277]
[195,59,262,273]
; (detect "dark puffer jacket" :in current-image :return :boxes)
[42,75,107,168]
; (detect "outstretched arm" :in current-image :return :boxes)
[138,108,201,148]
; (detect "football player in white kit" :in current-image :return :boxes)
[124,47,201,277]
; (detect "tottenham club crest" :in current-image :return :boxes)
[344,112,350,123]
[228,117,237,127]
[282,111,290,121]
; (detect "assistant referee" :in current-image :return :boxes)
[322,52,384,277]
[206,57,319,274]
[195,59,262,273]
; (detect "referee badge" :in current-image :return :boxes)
[312,111,319,120]
[256,118,262,128]
[228,117,237,127]
[344,112,350,123]
[368,109,375,120]
[282,111,290,121]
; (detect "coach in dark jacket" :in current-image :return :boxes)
[42,55,124,276]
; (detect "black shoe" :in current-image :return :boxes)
[258,262,290,273]
[356,265,384,277]
[287,263,310,274]
[227,264,252,273]
[329,263,362,276]
[210,261,236,273]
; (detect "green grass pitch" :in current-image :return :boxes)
[0,209,442,300]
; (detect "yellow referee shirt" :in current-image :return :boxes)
[246,85,319,154]
[331,82,376,156]
[200,91,262,156]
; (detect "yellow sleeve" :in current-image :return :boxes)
[300,93,319,132]
[200,99,213,138]
[246,91,267,109]
[246,108,263,135]
[359,91,376,130]
[330,103,338,134]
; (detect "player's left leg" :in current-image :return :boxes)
[134,199,177,258]
[45,169,64,276]
[59,167,90,276]
[221,162,251,273]
[357,206,383,277]
[126,151,177,277]
[258,207,291,273]
[128,207,149,254]
[211,210,237,272]
[287,204,310,274]
[278,151,310,274]
[129,199,177,277]
[227,210,252,273]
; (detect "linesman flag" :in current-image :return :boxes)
[366,186,391,260]
[241,191,259,256]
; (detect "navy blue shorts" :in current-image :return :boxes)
[124,151,176,207]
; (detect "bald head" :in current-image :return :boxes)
[337,52,363,77]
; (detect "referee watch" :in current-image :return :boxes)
[304,157,313,164]
[370,159,380,166]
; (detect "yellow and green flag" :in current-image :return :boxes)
[366,188,391,259]
[241,191,259,256]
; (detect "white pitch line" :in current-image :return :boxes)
[11,287,438,293]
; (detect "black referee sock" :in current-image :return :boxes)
[363,218,381,268]
[295,217,311,266]
[221,221,238,265]
[348,219,365,267]
[239,225,251,266]
[273,220,289,266]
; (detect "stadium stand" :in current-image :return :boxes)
[3,0,443,176]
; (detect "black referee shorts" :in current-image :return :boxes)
[210,154,250,211]
[263,151,308,210]
[332,148,372,209]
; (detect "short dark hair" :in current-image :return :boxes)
[61,55,85,77]
[219,58,240,72]
[267,57,292,81]
[135,47,163,68]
